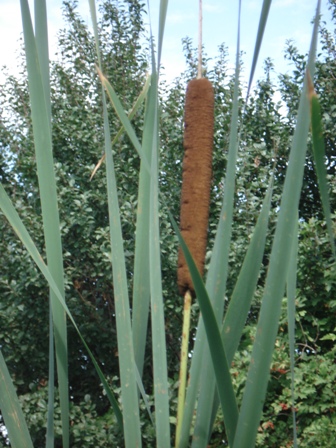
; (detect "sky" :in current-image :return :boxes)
[0,0,334,88]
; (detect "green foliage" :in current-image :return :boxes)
[0,0,335,446]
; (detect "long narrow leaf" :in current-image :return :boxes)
[287,218,298,448]
[46,305,55,448]
[309,80,336,259]
[132,78,154,376]
[135,3,172,444]
[233,3,321,446]
[246,0,272,99]
[157,0,169,70]
[148,73,171,447]
[134,365,154,426]
[90,75,151,180]
[19,1,69,445]
[222,178,273,363]
[97,68,150,173]
[33,2,54,445]
[0,351,34,448]
[88,2,142,445]
[169,212,238,447]
[208,176,274,437]
[34,0,51,124]
[103,95,142,447]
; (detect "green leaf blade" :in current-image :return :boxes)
[132,75,154,377]
[20,0,69,445]
[148,73,171,447]
[310,89,336,259]
[0,351,34,448]
[89,3,142,445]
[233,3,321,446]
[170,212,238,447]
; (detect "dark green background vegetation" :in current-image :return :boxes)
[0,0,335,446]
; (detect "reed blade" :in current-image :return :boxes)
[147,69,171,448]
[246,0,272,99]
[132,77,153,376]
[170,212,238,447]
[90,75,150,180]
[309,83,336,259]
[89,2,142,445]
[233,3,320,446]
[20,0,69,444]
[97,69,150,173]
[207,177,274,437]
[0,350,34,448]
[287,218,299,448]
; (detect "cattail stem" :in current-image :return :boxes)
[176,3,213,444]
[175,76,214,446]
[175,289,192,448]
[197,0,202,79]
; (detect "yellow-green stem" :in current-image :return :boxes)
[175,290,192,447]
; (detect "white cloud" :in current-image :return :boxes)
[246,1,261,11]
[0,2,23,72]
[167,11,196,25]
[273,0,311,10]
[203,2,222,13]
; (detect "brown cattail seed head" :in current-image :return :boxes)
[177,78,214,297]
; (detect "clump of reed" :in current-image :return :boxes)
[0,1,330,448]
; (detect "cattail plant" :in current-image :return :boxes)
[0,1,331,448]
[177,0,214,298]
[176,2,214,444]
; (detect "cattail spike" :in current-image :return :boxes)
[177,77,214,297]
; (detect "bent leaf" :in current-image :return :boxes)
[169,212,238,447]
